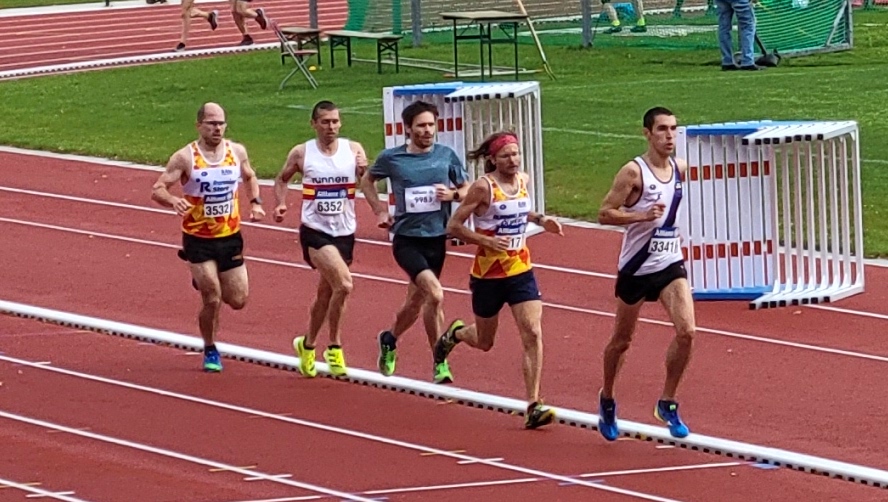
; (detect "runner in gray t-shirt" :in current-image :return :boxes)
[361,100,471,385]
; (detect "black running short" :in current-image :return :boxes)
[392,234,447,282]
[469,269,542,319]
[178,231,245,273]
[614,260,687,305]
[299,224,355,269]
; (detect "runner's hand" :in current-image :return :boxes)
[173,197,193,216]
[250,204,266,222]
[542,216,564,236]
[486,236,511,251]
[376,211,394,229]
[646,203,666,221]
[434,184,452,201]
[273,204,287,223]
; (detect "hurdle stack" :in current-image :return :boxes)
[675,120,865,309]
[381,81,545,239]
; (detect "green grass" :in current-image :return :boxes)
[1,0,100,8]
[3,10,888,254]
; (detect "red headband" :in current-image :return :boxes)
[488,134,518,156]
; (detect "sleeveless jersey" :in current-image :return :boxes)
[617,156,684,276]
[300,138,357,237]
[471,174,533,279]
[181,140,241,239]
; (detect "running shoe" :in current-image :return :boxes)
[203,347,222,372]
[255,7,267,30]
[525,401,555,430]
[208,10,219,30]
[377,331,397,376]
[324,346,347,377]
[655,399,690,438]
[293,336,316,378]
[598,391,619,441]
[433,360,453,384]
[433,319,464,364]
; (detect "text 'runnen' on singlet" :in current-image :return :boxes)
[300,138,358,237]
[471,174,533,279]
[181,140,242,239]
[617,156,684,276]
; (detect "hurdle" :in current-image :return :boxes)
[675,120,865,309]
[380,81,545,241]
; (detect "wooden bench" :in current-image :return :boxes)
[279,26,322,67]
[324,29,403,74]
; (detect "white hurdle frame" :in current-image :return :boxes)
[677,120,865,309]
[381,82,546,241]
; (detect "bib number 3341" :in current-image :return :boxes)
[648,226,680,254]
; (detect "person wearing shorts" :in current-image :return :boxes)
[595,106,697,441]
[174,0,218,52]
[434,131,564,429]
[360,100,470,384]
[229,0,268,46]
[273,100,368,378]
[151,102,265,373]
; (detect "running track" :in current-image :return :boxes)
[1,148,887,501]
[0,0,347,74]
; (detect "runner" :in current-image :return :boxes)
[229,0,268,46]
[595,106,695,440]
[360,100,471,384]
[175,0,219,52]
[272,100,368,378]
[434,131,563,429]
[150,102,266,373]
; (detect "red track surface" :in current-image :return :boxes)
[0,0,347,73]
[1,149,888,501]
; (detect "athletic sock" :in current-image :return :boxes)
[328,344,341,350]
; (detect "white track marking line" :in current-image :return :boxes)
[0,411,378,502]
[0,355,680,502]
[0,478,86,502]
[1,216,885,364]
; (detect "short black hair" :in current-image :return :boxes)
[312,100,338,120]
[643,107,674,130]
[401,100,439,129]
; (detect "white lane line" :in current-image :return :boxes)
[0,478,87,502]
[1,216,886,364]
[0,411,379,502]
[0,354,681,502]
[26,492,77,499]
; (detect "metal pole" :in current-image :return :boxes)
[411,0,422,47]
[581,0,591,48]
[309,0,318,29]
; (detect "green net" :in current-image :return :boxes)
[344,0,854,58]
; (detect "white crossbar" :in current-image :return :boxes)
[676,120,865,309]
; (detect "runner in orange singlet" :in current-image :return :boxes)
[151,102,265,373]
[434,131,564,429]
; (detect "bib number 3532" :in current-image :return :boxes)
[204,201,233,218]
[648,226,680,255]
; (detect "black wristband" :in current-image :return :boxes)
[250,197,263,205]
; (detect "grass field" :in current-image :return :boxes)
[3,9,888,254]
[1,0,99,8]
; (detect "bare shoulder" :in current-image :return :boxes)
[468,175,492,200]
[616,159,642,184]
[673,156,689,174]
[229,140,250,161]
[348,139,365,152]
[167,145,192,171]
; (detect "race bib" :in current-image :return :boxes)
[203,193,234,218]
[494,199,529,251]
[405,185,441,214]
[314,187,347,215]
[648,226,680,255]
[503,234,526,251]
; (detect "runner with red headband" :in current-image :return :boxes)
[434,131,564,429]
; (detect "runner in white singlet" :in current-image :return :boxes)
[594,107,697,442]
[272,101,368,379]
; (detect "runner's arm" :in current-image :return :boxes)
[235,144,262,206]
[350,140,369,180]
[151,150,188,208]
[598,162,652,226]
[446,179,496,247]
[361,153,390,217]
[274,144,304,210]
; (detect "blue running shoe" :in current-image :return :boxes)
[598,391,619,441]
[203,348,222,372]
[655,399,689,438]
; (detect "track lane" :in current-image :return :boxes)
[1,219,888,474]
[2,319,881,502]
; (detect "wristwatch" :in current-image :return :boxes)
[250,197,263,205]
[452,189,461,202]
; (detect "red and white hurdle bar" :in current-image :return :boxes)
[381,81,545,240]
[675,120,865,309]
